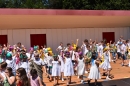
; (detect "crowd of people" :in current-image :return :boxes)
[0,36,129,86]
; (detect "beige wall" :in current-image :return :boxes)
[0,15,130,52]
[0,15,130,29]
[0,27,129,52]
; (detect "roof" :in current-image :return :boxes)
[0,9,130,16]
[0,9,130,29]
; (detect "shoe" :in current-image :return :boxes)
[62,78,64,81]
[121,63,124,66]
[106,76,111,80]
[129,64,130,67]
[80,80,84,84]
[85,71,88,74]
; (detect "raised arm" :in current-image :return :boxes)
[76,39,79,46]
[5,74,15,85]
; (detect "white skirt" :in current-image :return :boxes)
[77,64,85,75]
[88,66,101,79]
[52,67,61,76]
[100,61,111,70]
[64,63,74,76]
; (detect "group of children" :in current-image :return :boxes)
[0,42,44,86]
[44,37,130,86]
[0,36,130,86]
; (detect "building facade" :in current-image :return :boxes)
[0,9,130,52]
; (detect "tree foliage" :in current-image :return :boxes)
[0,0,130,10]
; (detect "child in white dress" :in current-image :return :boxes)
[64,51,74,85]
[100,48,112,80]
[58,51,65,81]
[88,51,101,86]
[77,52,85,84]
[52,55,61,86]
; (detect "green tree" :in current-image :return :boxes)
[47,0,63,9]
[0,0,130,10]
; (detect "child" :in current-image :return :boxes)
[16,68,30,86]
[88,52,101,86]
[77,52,85,84]
[46,52,53,81]
[30,52,45,81]
[64,51,74,85]
[52,54,61,86]
[30,69,43,86]
[58,51,65,81]
[110,42,117,63]
[74,46,81,76]
[6,52,16,75]
[84,45,92,73]
[26,47,34,61]
[19,51,30,74]
[100,48,112,80]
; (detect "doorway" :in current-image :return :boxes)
[0,35,8,46]
[102,32,115,43]
[30,34,46,48]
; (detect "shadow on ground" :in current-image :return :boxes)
[75,78,130,86]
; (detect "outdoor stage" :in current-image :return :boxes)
[43,59,130,86]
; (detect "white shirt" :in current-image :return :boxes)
[81,43,88,55]
[33,58,45,66]
[57,46,63,50]
[71,51,75,60]
[46,56,53,66]
[64,47,69,51]
[117,45,120,52]
[120,44,126,54]
[97,45,103,56]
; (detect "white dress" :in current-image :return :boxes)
[100,52,111,70]
[77,58,85,75]
[88,60,101,79]
[64,57,74,76]
[58,55,64,72]
[52,61,61,76]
